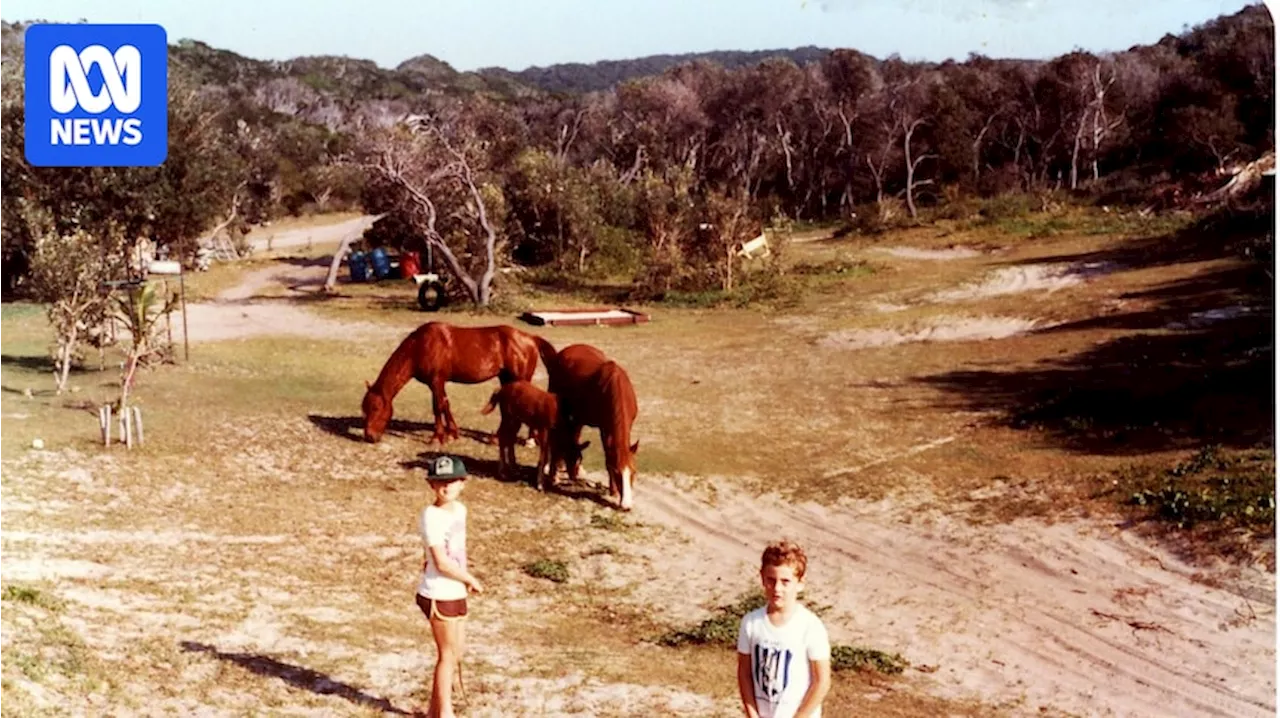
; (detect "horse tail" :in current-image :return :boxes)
[481,388,501,415]
[531,335,558,372]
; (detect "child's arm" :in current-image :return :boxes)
[736,652,761,718]
[737,616,752,716]
[792,658,831,718]
[794,617,833,718]
[428,546,484,593]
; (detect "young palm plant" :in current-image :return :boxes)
[113,282,178,411]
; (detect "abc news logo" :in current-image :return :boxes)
[50,44,144,146]
[25,24,168,167]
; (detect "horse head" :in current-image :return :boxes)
[562,438,591,483]
[361,380,390,443]
[607,440,640,511]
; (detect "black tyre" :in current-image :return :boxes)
[417,280,447,312]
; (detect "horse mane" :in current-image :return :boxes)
[370,324,427,398]
[594,361,637,424]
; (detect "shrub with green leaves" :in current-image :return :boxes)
[657,590,912,675]
[523,559,570,583]
[829,645,909,674]
[658,592,766,647]
[1117,446,1275,529]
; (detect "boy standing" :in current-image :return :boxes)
[417,455,484,718]
[737,540,832,718]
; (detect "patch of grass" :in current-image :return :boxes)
[830,644,910,674]
[660,270,804,310]
[589,513,627,531]
[657,591,765,647]
[581,545,617,557]
[974,193,1044,221]
[994,215,1076,239]
[1107,446,1275,529]
[657,591,912,676]
[0,303,47,320]
[2,601,100,688]
[523,558,570,583]
[790,256,876,279]
[2,584,62,611]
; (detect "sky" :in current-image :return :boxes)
[0,0,1266,72]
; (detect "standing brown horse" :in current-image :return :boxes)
[362,322,557,444]
[546,343,640,511]
[480,380,563,485]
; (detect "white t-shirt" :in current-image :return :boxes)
[737,605,831,718]
[416,502,468,600]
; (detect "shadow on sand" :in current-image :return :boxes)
[180,641,415,716]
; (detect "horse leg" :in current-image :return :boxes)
[544,425,566,492]
[445,392,461,442]
[568,424,587,484]
[533,428,549,490]
[429,379,451,445]
[505,422,520,482]
[602,431,619,500]
[495,419,512,479]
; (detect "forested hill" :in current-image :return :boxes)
[476,46,837,94]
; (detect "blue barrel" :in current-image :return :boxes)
[349,250,369,283]
[370,247,392,280]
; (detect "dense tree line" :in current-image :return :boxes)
[1,4,1272,301]
[475,46,832,95]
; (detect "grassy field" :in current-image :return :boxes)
[2,205,1272,716]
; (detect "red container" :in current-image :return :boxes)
[400,251,421,278]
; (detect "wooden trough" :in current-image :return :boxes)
[518,307,650,327]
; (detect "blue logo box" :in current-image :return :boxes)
[24,24,168,167]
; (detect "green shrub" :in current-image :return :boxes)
[830,645,910,674]
[1114,446,1275,529]
[523,559,570,583]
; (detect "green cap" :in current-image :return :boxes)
[428,455,468,480]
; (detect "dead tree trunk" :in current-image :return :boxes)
[322,214,384,293]
[903,118,935,220]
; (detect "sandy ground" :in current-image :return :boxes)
[819,316,1044,349]
[190,229,1272,716]
[930,262,1121,303]
[632,473,1274,718]
[245,215,381,253]
[177,216,395,345]
[5,224,1273,717]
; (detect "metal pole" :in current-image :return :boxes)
[164,278,173,350]
[180,266,190,361]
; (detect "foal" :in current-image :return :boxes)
[481,381,584,488]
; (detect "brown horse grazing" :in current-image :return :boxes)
[546,344,640,511]
[362,322,557,444]
[545,343,607,481]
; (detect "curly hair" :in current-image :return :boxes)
[760,539,807,580]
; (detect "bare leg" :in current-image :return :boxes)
[428,615,464,718]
